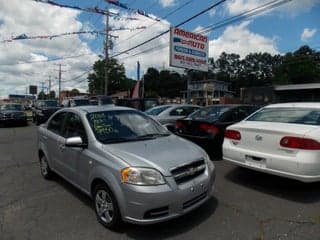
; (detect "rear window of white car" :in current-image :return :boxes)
[247,107,320,125]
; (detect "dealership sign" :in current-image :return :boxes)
[169,27,208,72]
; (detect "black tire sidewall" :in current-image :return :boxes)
[40,155,53,179]
[93,183,122,229]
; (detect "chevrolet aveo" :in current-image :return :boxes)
[38,105,215,229]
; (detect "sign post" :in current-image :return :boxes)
[169,27,209,103]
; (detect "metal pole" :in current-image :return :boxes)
[48,76,51,93]
[186,71,191,103]
[58,64,61,104]
[104,9,109,96]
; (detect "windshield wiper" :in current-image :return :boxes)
[100,137,136,144]
[137,133,170,139]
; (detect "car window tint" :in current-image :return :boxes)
[170,107,187,116]
[190,106,230,119]
[47,112,67,135]
[63,113,87,142]
[145,105,171,115]
[247,107,320,125]
[87,110,167,143]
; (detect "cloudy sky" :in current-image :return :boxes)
[0,0,319,98]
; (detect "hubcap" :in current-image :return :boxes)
[95,190,114,223]
[40,157,48,175]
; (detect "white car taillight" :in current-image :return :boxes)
[280,136,320,150]
[224,129,241,141]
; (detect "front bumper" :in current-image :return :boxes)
[120,167,216,224]
[0,116,27,124]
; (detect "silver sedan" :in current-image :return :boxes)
[38,105,215,229]
[145,104,200,131]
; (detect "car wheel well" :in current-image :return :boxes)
[91,178,108,197]
[38,150,45,160]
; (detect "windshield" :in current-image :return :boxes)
[144,100,159,110]
[145,105,171,116]
[43,100,58,107]
[247,107,320,125]
[0,104,23,111]
[87,110,169,143]
[189,106,230,119]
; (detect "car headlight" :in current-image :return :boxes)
[121,167,165,186]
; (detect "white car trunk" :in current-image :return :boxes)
[231,121,318,156]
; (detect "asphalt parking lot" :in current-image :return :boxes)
[1,124,320,240]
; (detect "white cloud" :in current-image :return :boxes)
[301,28,317,41]
[159,0,176,8]
[0,0,99,98]
[208,8,217,17]
[225,0,319,16]
[110,12,171,79]
[209,21,279,59]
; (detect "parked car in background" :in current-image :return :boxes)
[61,96,90,108]
[89,95,113,106]
[115,98,159,111]
[38,105,215,229]
[145,104,200,131]
[32,100,60,125]
[175,104,259,157]
[223,102,320,182]
[0,103,27,126]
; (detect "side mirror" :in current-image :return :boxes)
[65,137,87,148]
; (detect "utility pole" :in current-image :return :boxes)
[40,81,46,93]
[104,9,109,96]
[54,64,66,104]
[58,64,62,103]
[48,76,51,94]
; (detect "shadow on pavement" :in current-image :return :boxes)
[225,166,320,203]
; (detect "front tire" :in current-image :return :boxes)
[39,155,53,179]
[93,183,122,229]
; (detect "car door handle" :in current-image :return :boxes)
[59,143,65,150]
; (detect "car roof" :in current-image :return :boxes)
[264,102,320,109]
[72,105,134,113]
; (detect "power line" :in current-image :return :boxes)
[198,0,292,35]
[111,0,227,58]
[117,0,292,62]
[114,0,194,47]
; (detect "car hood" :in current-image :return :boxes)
[102,134,205,176]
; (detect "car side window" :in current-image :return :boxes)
[47,112,67,136]
[170,107,188,116]
[63,112,87,143]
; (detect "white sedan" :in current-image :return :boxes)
[223,102,320,182]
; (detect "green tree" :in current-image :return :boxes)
[88,58,134,95]
[143,67,160,97]
[272,45,320,85]
[37,91,46,100]
[49,90,56,99]
[70,88,80,95]
[143,68,185,98]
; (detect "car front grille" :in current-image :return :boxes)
[171,159,206,184]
